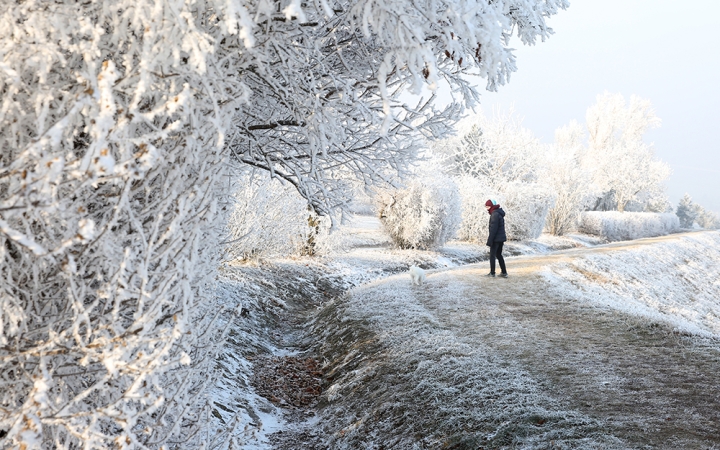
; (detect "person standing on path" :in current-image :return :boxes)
[485,199,508,278]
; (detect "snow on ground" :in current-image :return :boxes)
[281,229,720,449]
[207,268,288,448]
[325,215,602,286]
[207,260,340,447]
[298,272,625,449]
[206,214,598,448]
[207,213,720,449]
[543,231,720,337]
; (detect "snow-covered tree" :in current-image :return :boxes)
[434,111,546,185]
[433,111,555,240]
[584,93,670,212]
[676,194,699,228]
[544,121,595,235]
[676,194,719,229]
[0,0,568,446]
[696,208,720,230]
[0,3,238,447]
[223,0,568,216]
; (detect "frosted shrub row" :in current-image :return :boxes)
[578,212,680,241]
[378,177,555,249]
[229,176,686,257]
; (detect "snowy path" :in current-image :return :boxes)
[306,231,720,449]
[421,240,720,447]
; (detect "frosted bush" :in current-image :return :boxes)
[456,177,501,242]
[456,179,555,242]
[578,212,680,241]
[675,193,719,229]
[377,178,461,250]
[676,194,697,228]
[433,111,546,184]
[643,195,673,213]
[696,209,720,230]
[226,172,337,259]
[503,183,556,241]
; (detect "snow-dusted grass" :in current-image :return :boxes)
[307,273,624,449]
[209,216,600,448]
[208,259,359,448]
[544,231,720,337]
[290,230,720,448]
[578,211,679,241]
[206,267,287,448]
[215,212,720,449]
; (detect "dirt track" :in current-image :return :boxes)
[415,234,720,448]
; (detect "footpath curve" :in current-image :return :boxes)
[418,233,720,448]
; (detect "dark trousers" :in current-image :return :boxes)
[489,241,507,275]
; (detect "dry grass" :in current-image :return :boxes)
[251,356,324,408]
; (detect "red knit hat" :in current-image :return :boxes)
[485,199,500,215]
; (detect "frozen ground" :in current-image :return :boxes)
[209,215,720,449]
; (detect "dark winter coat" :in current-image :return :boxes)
[486,208,507,246]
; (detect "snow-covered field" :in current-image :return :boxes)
[544,231,720,337]
[297,230,720,448]
[210,216,720,449]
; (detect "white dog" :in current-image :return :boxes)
[409,265,426,286]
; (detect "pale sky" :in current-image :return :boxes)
[478,0,720,213]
